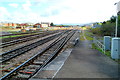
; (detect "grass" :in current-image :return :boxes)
[0,35,24,39]
[92,43,111,57]
[80,30,94,41]
[84,31,94,40]
[80,32,85,41]
[0,31,43,39]
[91,43,96,49]
[92,43,120,63]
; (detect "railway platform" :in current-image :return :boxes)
[30,33,119,79]
[55,40,119,79]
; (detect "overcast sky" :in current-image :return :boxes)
[0,0,119,24]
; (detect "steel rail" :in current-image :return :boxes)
[0,31,43,37]
[0,30,70,63]
[0,30,75,80]
[28,30,75,79]
[0,31,59,48]
[0,32,61,63]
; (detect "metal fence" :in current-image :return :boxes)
[93,37,105,53]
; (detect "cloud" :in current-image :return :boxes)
[0,7,11,22]
[43,0,118,24]
[22,0,31,11]
[8,11,43,23]
[1,0,119,24]
[9,3,18,8]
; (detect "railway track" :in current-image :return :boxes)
[0,30,75,80]
[0,31,42,37]
[0,30,70,76]
[0,31,60,48]
[0,32,64,63]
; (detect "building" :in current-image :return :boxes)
[17,23,28,29]
[41,22,50,27]
[34,23,41,28]
[0,22,18,27]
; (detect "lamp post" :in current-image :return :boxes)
[114,1,120,37]
[111,1,120,59]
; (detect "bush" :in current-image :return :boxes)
[90,15,120,37]
[100,23,115,36]
[90,27,101,36]
[90,22,116,36]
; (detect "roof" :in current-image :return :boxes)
[35,23,41,25]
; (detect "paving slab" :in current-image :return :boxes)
[55,40,119,78]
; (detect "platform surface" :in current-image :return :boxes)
[55,40,119,78]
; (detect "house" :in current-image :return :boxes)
[41,22,50,27]
[16,23,28,29]
[34,23,41,28]
[0,22,18,27]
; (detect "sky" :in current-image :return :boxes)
[0,0,119,24]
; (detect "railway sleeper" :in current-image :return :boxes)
[2,66,16,73]
[1,72,9,77]
[1,64,8,68]
[40,57,47,60]
[42,53,50,56]
[14,63,21,67]
[2,69,11,72]
[36,57,46,61]
[40,55,48,59]
[16,66,40,78]
[4,61,11,64]
[39,57,48,61]
[8,67,16,70]
[15,73,31,78]
[19,69,35,74]
[33,61,44,65]
[1,33,60,61]
[26,65,40,69]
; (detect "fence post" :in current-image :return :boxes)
[93,37,96,43]
[111,37,120,59]
[104,36,111,51]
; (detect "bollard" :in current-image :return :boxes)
[111,37,120,59]
[104,36,111,51]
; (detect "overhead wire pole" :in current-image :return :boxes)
[114,1,120,37]
[114,3,118,37]
[111,1,120,60]
[115,13,118,37]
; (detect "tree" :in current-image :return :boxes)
[50,22,54,26]
[110,16,116,23]
[102,21,106,24]
[100,23,115,36]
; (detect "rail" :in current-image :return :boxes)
[0,31,60,48]
[93,37,105,53]
[0,32,62,63]
[0,30,75,80]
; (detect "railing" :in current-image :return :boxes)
[93,37,105,53]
